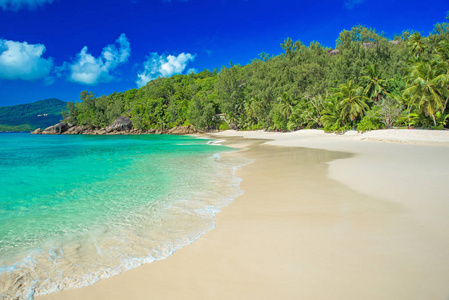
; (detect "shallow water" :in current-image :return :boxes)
[0,133,248,299]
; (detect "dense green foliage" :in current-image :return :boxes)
[65,14,449,132]
[0,98,65,132]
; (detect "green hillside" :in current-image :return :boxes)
[0,98,66,132]
[63,15,449,132]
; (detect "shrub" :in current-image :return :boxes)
[219,122,230,131]
[250,123,263,130]
[324,122,352,133]
[357,115,382,132]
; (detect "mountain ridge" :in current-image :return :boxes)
[0,98,66,132]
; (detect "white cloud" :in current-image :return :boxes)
[344,0,364,9]
[0,0,53,11]
[136,52,196,88]
[67,33,130,86]
[0,39,53,81]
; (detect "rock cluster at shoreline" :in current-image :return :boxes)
[31,117,198,136]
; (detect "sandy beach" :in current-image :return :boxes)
[39,129,449,300]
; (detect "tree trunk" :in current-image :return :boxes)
[444,96,449,113]
[407,104,413,128]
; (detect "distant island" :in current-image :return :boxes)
[0,98,66,132]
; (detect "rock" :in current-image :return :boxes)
[328,49,340,56]
[92,129,106,135]
[363,42,375,49]
[389,40,401,46]
[167,126,179,134]
[167,125,197,135]
[42,122,69,134]
[65,126,86,135]
[31,128,42,134]
[105,116,133,133]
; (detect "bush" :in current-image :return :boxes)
[357,115,382,132]
[249,123,263,130]
[323,122,352,133]
[219,122,230,131]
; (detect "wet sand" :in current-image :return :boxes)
[39,130,449,300]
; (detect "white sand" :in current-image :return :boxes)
[211,129,449,232]
[39,129,449,300]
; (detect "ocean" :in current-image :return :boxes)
[0,133,247,299]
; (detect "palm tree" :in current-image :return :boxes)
[435,40,449,114]
[407,32,427,59]
[436,40,449,63]
[321,96,342,129]
[336,80,369,124]
[361,64,387,102]
[272,93,296,131]
[404,61,449,126]
[244,96,266,128]
[277,93,295,120]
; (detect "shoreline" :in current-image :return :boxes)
[0,134,246,299]
[39,129,449,300]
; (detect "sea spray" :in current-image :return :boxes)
[0,133,251,299]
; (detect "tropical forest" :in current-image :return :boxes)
[63,13,449,132]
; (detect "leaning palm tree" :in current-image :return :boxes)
[403,61,449,126]
[336,81,369,125]
[361,64,387,102]
[407,32,427,59]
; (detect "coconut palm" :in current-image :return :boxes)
[272,93,296,131]
[320,96,342,130]
[335,80,370,124]
[407,32,427,59]
[435,40,449,114]
[277,92,295,120]
[244,96,266,128]
[436,40,449,63]
[361,64,387,102]
[404,61,449,126]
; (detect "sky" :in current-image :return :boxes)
[0,0,448,106]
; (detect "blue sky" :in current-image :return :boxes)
[0,0,448,106]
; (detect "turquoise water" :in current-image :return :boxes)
[0,133,246,299]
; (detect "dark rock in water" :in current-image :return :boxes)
[105,116,133,133]
[42,122,69,134]
[35,118,196,136]
[64,126,86,135]
[30,128,42,135]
